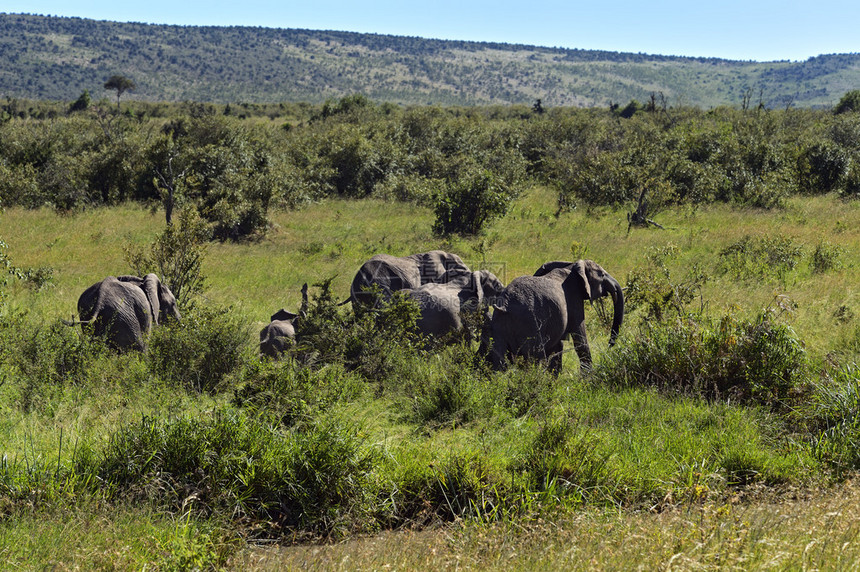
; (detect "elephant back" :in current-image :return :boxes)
[78,276,152,351]
[493,275,568,324]
[406,284,462,337]
[259,320,297,358]
[414,251,470,284]
[351,254,420,305]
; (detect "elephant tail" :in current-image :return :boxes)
[62,316,95,327]
[338,296,352,306]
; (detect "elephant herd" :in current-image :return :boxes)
[69,251,624,375]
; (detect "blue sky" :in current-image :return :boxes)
[3,0,858,62]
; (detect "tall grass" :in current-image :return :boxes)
[2,187,860,565]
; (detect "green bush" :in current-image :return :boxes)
[808,364,860,476]
[125,207,209,307]
[835,90,860,115]
[433,168,518,236]
[718,234,804,284]
[402,346,487,425]
[623,244,709,322]
[513,414,611,503]
[797,141,849,194]
[389,450,507,524]
[810,240,846,274]
[293,279,423,380]
[593,305,809,405]
[10,318,109,413]
[77,410,381,537]
[147,304,251,393]
[232,360,366,427]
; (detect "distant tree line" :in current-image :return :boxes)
[2,92,860,239]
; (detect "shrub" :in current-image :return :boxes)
[232,360,366,427]
[593,304,809,405]
[11,318,108,413]
[147,304,251,393]
[401,346,487,426]
[124,207,209,307]
[77,410,381,537]
[433,168,517,236]
[810,240,846,274]
[623,244,709,322]
[390,450,507,525]
[293,279,423,380]
[808,364,860,476]
[718,234,804,285]
[513,414,611,503]
[839,160,860,199]
[797,141,849,194]
[835,90,860,115]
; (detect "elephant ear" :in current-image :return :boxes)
[271,309,299,322]
[572,260,591,299]
[143,274,161,325]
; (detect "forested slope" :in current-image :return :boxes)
[2,12,859,107]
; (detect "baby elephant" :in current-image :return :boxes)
[259,284,308,359]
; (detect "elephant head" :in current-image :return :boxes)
[259,283,308,359]
[534,259,624,349]
[489,259,623,374]
[141,273,181,325]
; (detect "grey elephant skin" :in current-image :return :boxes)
[68,274,181,351]
[488,259,624,374]
[260,284,308,359]
[403,269,504,343]
[347,250,471,307]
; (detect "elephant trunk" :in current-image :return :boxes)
[608,276,624,347]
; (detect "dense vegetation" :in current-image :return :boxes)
[4,94,860,567]
[4,93,860,238]
[3,12,860,107]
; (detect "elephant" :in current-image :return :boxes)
[66,274,181,351]
[403,269,504,343]
[259,283,309,359]
[346,250,471,307]
[487,259,624,374]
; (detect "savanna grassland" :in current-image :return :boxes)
[4,95,860,569]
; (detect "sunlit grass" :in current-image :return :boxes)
[3,189,860,566]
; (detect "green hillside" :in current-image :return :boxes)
[2,12,859,107]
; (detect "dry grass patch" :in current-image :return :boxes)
[236,480,860,571]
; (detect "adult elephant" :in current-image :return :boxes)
[488,260,623,374]
[346,250,471,307]
[403,269,504,343]
[260,284,308,359]
[67,274,181,351]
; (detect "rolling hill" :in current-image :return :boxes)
[1,12,859,108]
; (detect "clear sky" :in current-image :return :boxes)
[3,0,858,62]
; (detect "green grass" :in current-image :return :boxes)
[3,187,860,567]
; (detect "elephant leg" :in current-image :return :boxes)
[547,341,564,376]
[488,337,508,371]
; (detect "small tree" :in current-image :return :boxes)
[69,90,91,113]
[124,208,210,307]
[104,75,136,108]
[835,90,860,114]
[433,169,516,236]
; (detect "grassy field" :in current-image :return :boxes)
[2,186,860,569]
